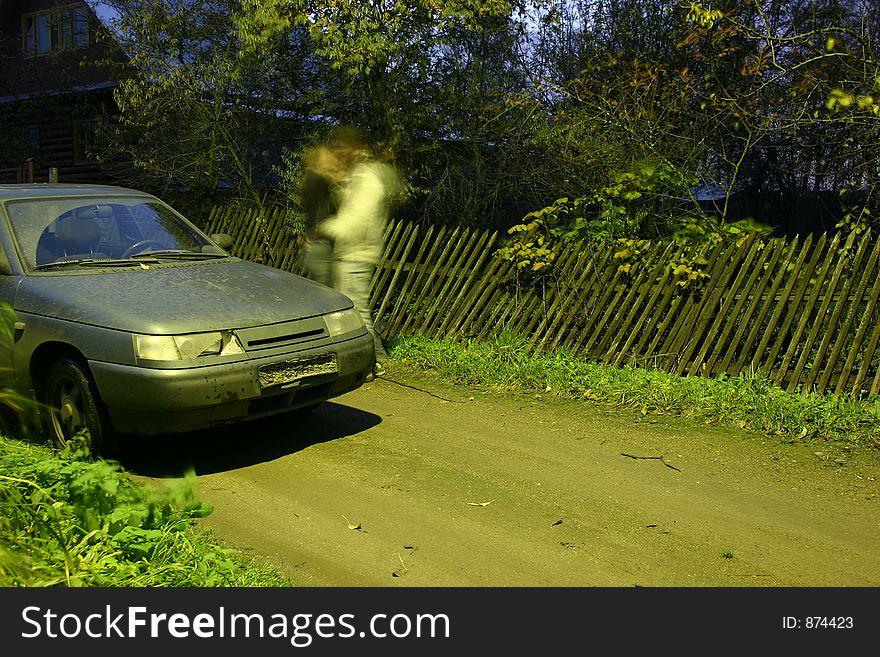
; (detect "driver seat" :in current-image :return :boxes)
[55,214,102,256]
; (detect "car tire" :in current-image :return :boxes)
[43,357,115,458]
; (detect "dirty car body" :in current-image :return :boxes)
[0,184,375,453]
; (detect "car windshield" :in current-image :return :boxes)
[4,194,224,271]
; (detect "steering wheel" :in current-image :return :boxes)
[121,239,165,258]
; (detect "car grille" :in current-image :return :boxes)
[235,317,329,354]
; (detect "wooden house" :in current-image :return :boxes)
[0,0,129,184]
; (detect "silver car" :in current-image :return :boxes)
[0,184,375,455]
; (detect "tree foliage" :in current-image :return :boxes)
[96,0,879,239]
[97,0,321,206]
[497,0,879,259]
[235,0,545,224]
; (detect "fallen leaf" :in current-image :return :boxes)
[342,514,362,530]
[467,500,495,507]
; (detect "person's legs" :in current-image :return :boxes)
[301,238,334,287]
[334,259,389,365]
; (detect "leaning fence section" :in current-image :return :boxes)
[204,207,880,398]
[201,205,305,272]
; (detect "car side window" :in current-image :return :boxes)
[0,244,12,275]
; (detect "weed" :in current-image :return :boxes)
[387,334,880,451]
[0,436,288,587]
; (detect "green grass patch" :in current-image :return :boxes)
[0,434,289,587]
[387,332,880,452]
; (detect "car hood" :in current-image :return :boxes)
[14,258,353,334]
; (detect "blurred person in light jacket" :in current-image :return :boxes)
[316,125,402,376]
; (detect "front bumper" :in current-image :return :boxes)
[89,332,375,435]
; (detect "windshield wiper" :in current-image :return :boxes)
[130,250,228,260]
[33,257,161,270]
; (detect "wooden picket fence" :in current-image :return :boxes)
[202,205,880,398]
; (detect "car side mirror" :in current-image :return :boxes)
[210,233,234,250]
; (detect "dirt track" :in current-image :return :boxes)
[121,366,880,587]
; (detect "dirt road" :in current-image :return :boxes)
[121,367,880,587]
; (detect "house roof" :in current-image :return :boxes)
[0,80,119,104]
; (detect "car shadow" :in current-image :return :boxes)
[113,401,382,478]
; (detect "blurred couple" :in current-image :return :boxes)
[299,126,403,377]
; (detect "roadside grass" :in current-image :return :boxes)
[0,432,289,587]
[387,333,880,453]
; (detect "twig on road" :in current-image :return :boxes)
[620,453,682,472]
[376,377,466,402]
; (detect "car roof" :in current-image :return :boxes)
[0,183,151,201]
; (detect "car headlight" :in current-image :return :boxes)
[134,331,245,361]
[324,308,364,337]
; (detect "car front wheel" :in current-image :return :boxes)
[43,358,114,457]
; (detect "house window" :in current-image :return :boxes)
[23,13,51,55]
[22,4,90,57]
[74,119,101,164]
[59,6,90,49]
[0,126,41,160]
[25,127,41,151]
